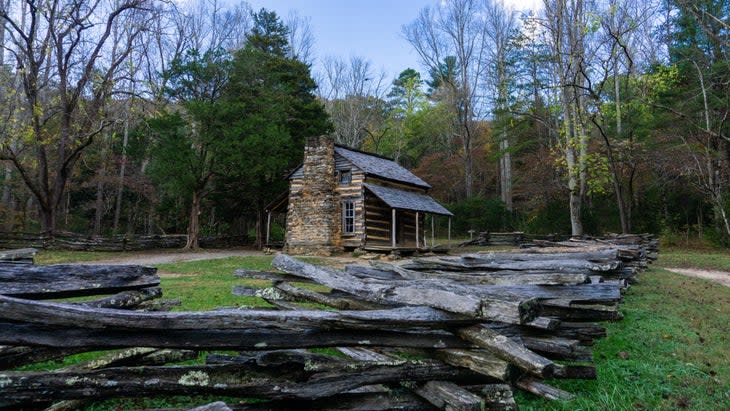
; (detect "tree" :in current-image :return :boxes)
[219,9,331,247]
[145,8,329,249]
[658,0,730,238]
[584,0,662,234]
[541,0,593,236]
[388,68,425,118]
[317,55,388,149]
[149,48,232,249]
[404,0,491,197]
[372,68,428,161]
[482,0,519,212]
[0,0,152,233]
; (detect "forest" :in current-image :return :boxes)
[0,0,728,249]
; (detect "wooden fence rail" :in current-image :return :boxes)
[0,234,657,410]
[0,232,250,251]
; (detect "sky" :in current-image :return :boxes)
[246,0,543,84]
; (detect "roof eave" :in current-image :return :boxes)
[364,172,432,190]
[392,207,453,217]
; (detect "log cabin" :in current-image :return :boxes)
[266,136,452,255]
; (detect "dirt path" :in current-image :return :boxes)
[72,249,265,266]
[665,267,730,287]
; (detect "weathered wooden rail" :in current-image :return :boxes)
[0,235,657,410]
[0,232,250,251]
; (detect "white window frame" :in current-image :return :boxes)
[342,200,355,235]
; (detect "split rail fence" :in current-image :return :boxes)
[0,234,657,410]
[0,232,250,251]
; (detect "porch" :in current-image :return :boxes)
[362,184,453,252]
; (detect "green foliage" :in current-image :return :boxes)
[269,222,285,242]
[388,68,426,117]
[164,48,232,104]
[215,25,331,223]
[517,197,572,235]
[703,226,730,248]
[427,56,459,92]
[248,8,291,56]
[372,70,454,168]
[447,196,512,234]
[146,113,200,201]
[144,9,330,240]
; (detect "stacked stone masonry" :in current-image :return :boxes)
[285,136,341,255]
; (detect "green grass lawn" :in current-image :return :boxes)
[156,256,328,310]
[34,250,133,264]
[518,267,730,410]
[157,256,276,310]
[657,248,730,271]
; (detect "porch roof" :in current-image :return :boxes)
[364,183,453,216]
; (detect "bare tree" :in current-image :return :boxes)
[542,0,593,236]
[0,1,8,207]
[317,55,388,149]
[482,0,518,211]
[186,0,251,53]
[0,0,154,233]
[286,10,315,65]
[582,0,662,234]
[404,0,491,197]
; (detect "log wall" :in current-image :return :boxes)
[364,192,427,247]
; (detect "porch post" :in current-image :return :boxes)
[431,214,435,248]
[266,211,272,245]
[391,209,397,248]
[415,212,419,249]
[448,217,451,247]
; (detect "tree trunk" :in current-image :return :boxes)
[500,136,512,212]
[39,205,55,235]
[0,6,6,229]
[1,166,12,231]
[496,55,512,212]
[455,84,474,198]
[93,174,104,237]
[565,117,583,237]
[255,201,265,249]
[185,190,202,250]
[112,120,129,235]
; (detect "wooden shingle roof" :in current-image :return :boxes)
[364,183,453,216]
[334,146,431,189]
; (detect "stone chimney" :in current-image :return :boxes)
[285,136,341,255]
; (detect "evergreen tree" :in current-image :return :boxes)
[148,48,232,249]
[216,9,331,246]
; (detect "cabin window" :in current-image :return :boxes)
[339,169,352,185]
[342,200,355,235]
